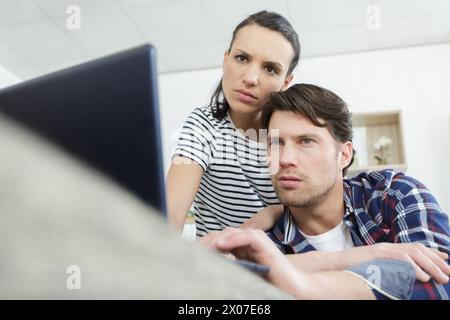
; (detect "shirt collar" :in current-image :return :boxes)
[268,207,316,254]
[268,185,364,253]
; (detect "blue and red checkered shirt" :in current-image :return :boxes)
[267,170,450,300]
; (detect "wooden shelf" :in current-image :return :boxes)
[347,110,407,178]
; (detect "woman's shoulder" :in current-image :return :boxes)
[186,105,230,131]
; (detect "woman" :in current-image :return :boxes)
[167,11,300,237]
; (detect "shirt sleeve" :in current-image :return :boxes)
[345,258,416,300]
[386,173,450,299]
[171,109,215,171]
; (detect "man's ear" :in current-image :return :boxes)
[282,73,293,91]
[339,141,353,171]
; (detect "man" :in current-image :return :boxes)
[201,83,450,299]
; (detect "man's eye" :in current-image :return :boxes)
[269,139,280,146]
[300,139,313,145]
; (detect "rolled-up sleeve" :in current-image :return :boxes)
[171,109,215,171]
[386,174,450,299]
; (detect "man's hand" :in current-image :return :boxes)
[365,243,450,283]
[199,227,305,297]
[199,227,288,268]
[199,228,376,299]
[286,243,450,284]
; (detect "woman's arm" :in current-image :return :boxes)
[239,204,284,231]
[166,156,203,232]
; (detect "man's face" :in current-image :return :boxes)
[267,111,352,208]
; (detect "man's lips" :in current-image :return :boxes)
[279,174,302,181]
[278,175,302,189]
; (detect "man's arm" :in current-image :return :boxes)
[286,243,450,283]
[385,174,450,299]
[200,228,375,299]
[295,270,376,299]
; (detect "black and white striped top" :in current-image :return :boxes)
[172,106,280,237]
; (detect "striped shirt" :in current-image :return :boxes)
[172,106,279,237]
[268,169,450,300]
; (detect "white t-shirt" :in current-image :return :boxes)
[172,106,279,237]
[299,220,355,252]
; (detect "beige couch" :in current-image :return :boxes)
[0,114,292,300]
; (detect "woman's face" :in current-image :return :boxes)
[222,24,294,115]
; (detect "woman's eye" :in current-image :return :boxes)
[235,55,247,62]
[265,66,278,75]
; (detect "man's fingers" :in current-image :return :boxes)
[216,231,255,252]
[410,249,449,284]
[222,253,236,260]
[433,249,449,261]
[419,247,450,277]
[198,228,240,249]
[381,244,450,283]
[410,260,431,282]
[197,228,258,258]
[199,228,284,268]
[389,251,431,282]
[197,231,221,248]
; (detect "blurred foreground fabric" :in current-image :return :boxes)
[0,113,291,299]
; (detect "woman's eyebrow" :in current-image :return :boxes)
[234,48,285,69]
[234,48,250,56]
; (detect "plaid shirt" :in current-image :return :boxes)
[267,170,450,300]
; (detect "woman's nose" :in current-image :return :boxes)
[242,66,259,86]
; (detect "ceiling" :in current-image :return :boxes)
[1,0,450,80]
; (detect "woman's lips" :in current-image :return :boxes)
[235,89,257,103]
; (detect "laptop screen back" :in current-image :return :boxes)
[0,44,167,216]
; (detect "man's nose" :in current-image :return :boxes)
[279,146,298,168]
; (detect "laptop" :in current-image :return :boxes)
[0,44,167,216]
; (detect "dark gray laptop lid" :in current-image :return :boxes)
[0,44,167,216]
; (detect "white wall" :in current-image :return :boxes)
[159,67,222,169]
[159,43,450,213]
[0,65,21,89]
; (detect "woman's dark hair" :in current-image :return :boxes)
[210,11,300,119]
[261,83,355,176]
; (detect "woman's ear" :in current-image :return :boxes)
[223,50,229,64]
[282,73,293,90]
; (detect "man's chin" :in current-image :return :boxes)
[278,195,308,208]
